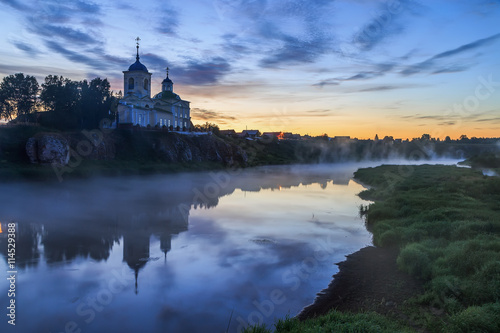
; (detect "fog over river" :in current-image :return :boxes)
[0,160,460,333]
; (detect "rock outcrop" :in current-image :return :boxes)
[26,133,70,165]
[152,134,247,166]
[26,130,247,168]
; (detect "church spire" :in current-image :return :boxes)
[135,36,141,61]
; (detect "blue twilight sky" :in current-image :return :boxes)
[0,0,499,138]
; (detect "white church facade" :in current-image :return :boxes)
[117,40,191,130]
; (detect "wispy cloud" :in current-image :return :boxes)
[28,22,100,46]
[190,108,236,123]
[174,57,232,85]
[45,40,107,70]
[313,62,396,87]
[352,0,425,51]
[155,5,180,36]
[0,0,28,11]
[401,33,500,75]
[12,41,39,56]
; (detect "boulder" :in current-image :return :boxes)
[26,133,70,165]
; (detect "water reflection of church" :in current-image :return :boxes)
[122,207,188,293]
[0,206,189,293]
[0,167,354,293]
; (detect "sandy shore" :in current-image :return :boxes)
[298,246,423,321]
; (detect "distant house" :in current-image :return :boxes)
[332,136,351,143]
[240,130,260,138]
[219,129,237,137]
[283,132,301,140]
[262,132,283,140]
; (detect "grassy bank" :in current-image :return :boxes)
[244,162,500,332]
[354,164,500,332]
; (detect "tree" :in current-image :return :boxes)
[374,134,379,141]
[79,78,115,129]
[445,136,451,143]
[0,73,39,121]
[421,134,431,141]
[40,76,116,130]
[40,75,80,129]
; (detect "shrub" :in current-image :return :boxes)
[449,303,500,333]
[397,243,432,280]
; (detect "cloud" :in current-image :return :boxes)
[313,62,397,87]
[399,111,500,126]
[312,79,340,87]
[12,41,39,56]
[216,0,335,68]
[141,53,170,72]
[28,22,100,46]
[352,0,424,51]
[356,85,402,93]
[190,108,236,122]
[259,34,331,67]
[0,0,28,10]
[44,40,107,70]
[155,5,180,36]
[401,33,500,75]
[174,57,232,85]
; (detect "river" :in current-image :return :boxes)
[0,161,460,333]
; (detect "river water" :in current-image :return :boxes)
[0,161,459,333]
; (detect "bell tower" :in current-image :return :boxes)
[123,37,152,98]
[162,67,174,92]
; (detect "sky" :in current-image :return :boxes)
[0,0,499,139]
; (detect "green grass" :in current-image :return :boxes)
[354,164,500,332]
[242,311,415,333]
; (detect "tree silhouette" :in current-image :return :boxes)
[0,73,39,121]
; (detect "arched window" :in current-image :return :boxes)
[128,78,134,90]
[144,79,148,90]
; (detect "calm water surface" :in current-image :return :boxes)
[0,162,458,332]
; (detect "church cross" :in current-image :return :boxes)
[135,37,141,60]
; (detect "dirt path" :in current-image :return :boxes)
[298,246,423,322]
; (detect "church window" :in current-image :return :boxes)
[144,79,148,90]
[168,120,171,127]
[128,78,134,90]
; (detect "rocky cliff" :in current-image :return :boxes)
[25,130,247,167]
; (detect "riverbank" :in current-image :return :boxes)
[298,246,422,323]
[244,162,500,333]
[2,125,499,182]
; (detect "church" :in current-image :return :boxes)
[117,39,191,130]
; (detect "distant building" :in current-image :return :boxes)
[262,132,283,140]
[219,129,237,137]
[332,136,351,143]
[240,130,260,138]
[117,38,191,130]
[283,132,301,140]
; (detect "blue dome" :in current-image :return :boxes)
[162,76,173,84]
[128,59,148,72]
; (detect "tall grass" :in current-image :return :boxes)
[355,163,500,332]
